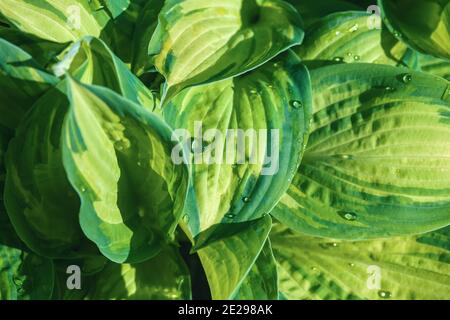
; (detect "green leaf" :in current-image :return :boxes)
[233,239,278,300]
[163,52,312,239]
[149,0,305,101]
[272,63,450,239]
[271,224,450,300]
[197,215,272,300]
[54,37,155,110]
[379,0,450,60]
[0,244,54,300]
[4,36,158,259]
[62,78,190,263]
[131,0,164,75]
[419,53,450,81]
[0,25,68,67]
[285,0,363,27]
[53,246,191,300]
[4,85,98,259]
[0,0,110,43]
[0,38,58,130]
[294,11,410,68]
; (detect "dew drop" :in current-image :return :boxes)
[338,210,358,221]
[290,100,303,109]
[335,31,341,36]
[378,290,392,299]
[225,213,235,219]
[349,263,355,267]
[137,161,142,167]
[80,187,86,193]
[243,196,250,203]
[182,214,190,223]
[402,74,412,84]
[333,57,344,62]
[393,30,401,38]
[385,86,396,92]
[348,24,359,33]
[353,55,361,61]
[346,52,353,57]
[250,89,257,94]
[311,267,318,271]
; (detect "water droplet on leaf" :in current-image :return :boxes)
[378,290,392,299]
[243,197,250,203]
[338,210,358,221]
[402,74,412,84]
[353,55,361,61]
[333,57,344,62]
[349,24,359,32]
[290,100,303,109]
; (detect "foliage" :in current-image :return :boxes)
[0,0,449,300]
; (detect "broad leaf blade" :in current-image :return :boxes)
[53,246,191,300]
[272,224,450,300]
[272,63,450,239]
[0,0,109,43]
[0,38,58,130]
[294,11,409,68]
[197,215,272,300]
[163,52,312,239]
[62,78,190,263]
[233,239,278,300]
[379,0,450,60]
[54,37,155,110]
[149,0,305,101]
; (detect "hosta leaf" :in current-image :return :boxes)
[97,0,151,63]
[4,85,98,258]
[294,11,409,68]
[131,0,164,75]
[62,78,189,263]
[149,0,305,101]
[0,38,58,130]
[54,37,155,110]
[4,37,156,259]
[272,63,450,239]
[271,224,450,300]
[53,246,191,300]
[285,0,362,27]
[419,53,450,81]
[233,239,278,300]
[0,26,68,67]
[163,52,312,239]
[379,0,450,60]
[0,244,54,300]
[0,0,110,43]
[197,215,272,300]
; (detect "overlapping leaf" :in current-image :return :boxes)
[0,0,110,43]
[233,239,278,300]
[272,224,450,300]
[197,215,272,300]
[4,37,157,259]
[0,244,54,300]
[294,11,410,68]
[379,0,450,60]
[163,52,312,239]
[0,38,58,131]
[54,37,155,109]
[62,79,189,263]
[53,246,191,300]
[149,0,305,101]
[272,63,450,239]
